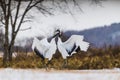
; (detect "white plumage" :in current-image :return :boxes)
[32,37,57,61]
[32,29,90,68]
[57,34,89,59]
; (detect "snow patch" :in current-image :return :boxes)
[0,68,120,80]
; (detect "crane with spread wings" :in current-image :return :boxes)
[56,29,89,67]
[32,37,57,69]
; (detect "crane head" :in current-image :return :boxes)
[53,29,62,37]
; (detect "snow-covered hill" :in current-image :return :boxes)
[64,23,120,47]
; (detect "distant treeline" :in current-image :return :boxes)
[0,29,32,52]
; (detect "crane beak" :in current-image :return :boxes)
[53,31,58,38]
[53,29,62,38]
[53,30,59,36]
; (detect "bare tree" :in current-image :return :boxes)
[0,0,45,66]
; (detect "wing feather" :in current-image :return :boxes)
[32,38,50,56]
[78,40,89,51]
[57,37,69,59]
[44,38,57,60]
[58,35,89,57]
[62,35,84,53]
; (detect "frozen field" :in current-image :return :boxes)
[0,68,120,80]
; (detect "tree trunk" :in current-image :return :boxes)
[3,39,15,65]
[8,42,15,61]
[3,16,10,66]
[3,33,9,66]
[3,36,15,65]
[8,46,13,61]
[3,44,9,66]
[3,43,14,66]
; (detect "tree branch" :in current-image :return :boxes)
[35,6,53,15]
[13,0,22,28]
[1,20,5,25]
[15,0,44,34]
[63,0,76,19]
[22,19,32,23]
[19,27,31,31]
[0,0,6,18]
[27,0,44,11]
[72,0,83,12]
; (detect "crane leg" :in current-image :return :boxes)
[41,59,48,70]
[41,59,46,68]
[44,59,51,71]
[44,59,48,70]
[62,59,68,69]
[46,61,51,70]
[41,59,50,71]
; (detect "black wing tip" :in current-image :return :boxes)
[34,47,45,60]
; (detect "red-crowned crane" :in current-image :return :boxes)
[32,36,57,69]
[56,29,90,68]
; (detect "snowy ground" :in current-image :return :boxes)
[0,68,120,80]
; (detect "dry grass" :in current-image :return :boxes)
[0,46,120,69]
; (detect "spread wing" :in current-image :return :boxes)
[44,38,57,60]
[62,35,84,54]
[58,35,89,58]
[32,37,57,60]
[32,38,50,54]
[77,40,89,51]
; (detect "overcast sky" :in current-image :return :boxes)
[16,0,120,39]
